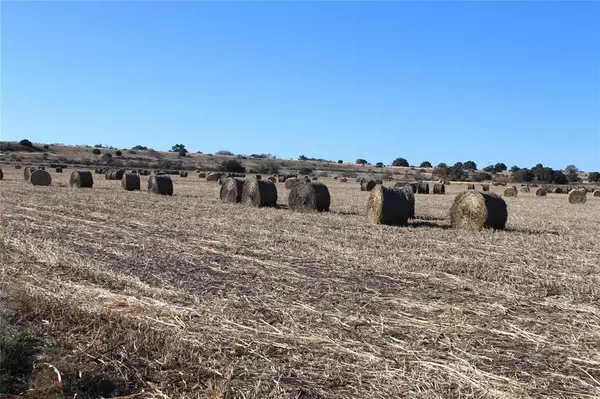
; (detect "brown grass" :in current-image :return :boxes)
[1,167,600,398]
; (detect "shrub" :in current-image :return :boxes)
[132,145,148,150]
[128,150,137,154]
[43,144,49,149]
[419,161,432,168]
[463,161,477,170]
[115,150,122,156]
[94,144,103,148]
[178,150,187,157]
[337,160,343,164]
[299,167,313,175]
[588,172,600,183]
[356,159,368,165]
[216,150,234,156]
[375,162,384,168]
[391,157,409,167]
[472,172,492,182]
[257,161,280,175]
[92,148,101,155]
[218,159,245,173]
[19,139,33,147]
[171,144,187,153]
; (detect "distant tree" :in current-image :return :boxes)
[94,144,103,148]
[566,165,579,182]
[218,159,245,173]
[132,145,148,151]
[92,148,101,155]
[472,172,492,182]
[375,162,384,168]
[510,165,520,173]
[494,163,507,172]
[178,150,187,157]
[587,172,600,182]
[432,163,449,179]
[355,159,368,165]
[43,144,49,150]
[299,167,313,175]
[551,170,568,185]
[298,155,308,161]
[171,144,188,153]
[101,153,113,163]
[483,165,495,173]
[511,168,533,183]
[419,161,432,168]
[19,139,33,147]
[115,150,122,156]
[391,157,409,167]
[453,162,464,169]
[216,150,234,156]
[463,161,477,170]
[258,161,280,175]
[447,164,466,181]
[337,160,343,164]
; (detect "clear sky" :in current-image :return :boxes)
[2,1,599,171]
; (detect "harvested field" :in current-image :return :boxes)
[1,167,600,398]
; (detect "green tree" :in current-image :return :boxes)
[463,161,477,170]
[494,163,507,172]
[132,145,148,151]
[171,144,188,153]
[419,161,432,168]
[356,159,368,165]
[375,162,384,167]
[298,155,308,161]
[92,148,101,155]
[218,159,245,173]
[432,163,449,179]
[483,165,495,173]
[19,139,33,147]
[588,172,600,183]
[391,157,409,167]
[337,160,343,164]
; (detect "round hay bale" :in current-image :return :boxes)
[553,187,563,194]
[394,182,403,187]
[467,184,475,190]
[267,176,277,183]
[520,186,530,193]
[29,169,52,186]
[24,167,32,180]
[198,172,207,178]
[366,185,413,226]
[255,175,262,180]
[405,182,418,193]
[38,166,45,170]
[333,176,338,180]
[340,178,348,183]
[180,171,188,178]
[402,186,415,219]
[593,190,600,197]
[55,167,63,173]
[433,183,445,194]
[312,176,318,181]
[481,184,490,192]
[148,174,173,196]
[417,182,429,194]
[360,180,376,192]
[242,178,277,207]
[356,177,362,183]
[285,177,299,189]
[568,188,587,204]
[15,165,22,169]
[450,191,507,230]
[0,168,3,180]
[122,173,141,191]
[114,169,126,180]
[288,181,330,212]
[278,176,287,183]
[218,174,230,185]
[504,186,518,197]
[220,177,245,203]
[535,187,547,197]
[70,170,93,188]
[374,179,383,185]
[206,172,221,182]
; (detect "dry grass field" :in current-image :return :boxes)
[1,166,600,398]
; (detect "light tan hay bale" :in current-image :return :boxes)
[206,172,221,182]
[198,172,207,178]
[15,165,22,169]
[24,167,32,180]
[148,174,173,196]
[340,178,348,183]
[285,177,299,189]
[220,177,245,203]
[592,190,600,197]
[467,184,475,190]
[568,189,587,204]
[122,173,141,191]
[242,178,277,207]
[553,187,563,194]
[433,183,445,194]
[450,191,507,230]
[278,175,287,183]
[482,184,490,192]
[535,187,547,197]
[288,181,330,212]
[268,176,277,183]
[504,186,518,197]
[69,171,93,188]
[366,185,413,226]
[402,186,415,219]
[520,186,530,193]
[360,180,376,192]
[29,169,52,186]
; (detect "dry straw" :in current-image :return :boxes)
[504,186,518,197]
[568,188,587,204]
[220,177,245,203]
[198,172,207,178]
[360,179,376,192]
[242,177,278,207]
[366,185,413,226]
[450,191,507,230]
[24,167,32,180]
[206,172,221,182]
[29,169,52,186]
[70,171,94,188]
[122,173,141,191]
[535,187,547,197]
[520,187,530,193]
[285,177,299,189]
[593,190,600,197]
[148,174,173,196]
[433,183,445,194]
[288,181,331,212]
[267,176,277,183]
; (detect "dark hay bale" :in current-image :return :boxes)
[29,169,52,186]
[130,170,138,174]
[24,167,32,180]
[394,182,404,187]
[55,167,63,173]
[218,174,230,185]
[198,172,207,178]
[180,171,188,178]
[206,172,221,182]
[467,184,475,190]
[242,178,277,207]
[405,182,418,193]
[288,181,330,212]
[70,171,93,188]
[38,165,45,170]
[482,184,490,192]
[268,176,277,183]
[520,186,530,193]
[504,186,518,197]
[285,177,299,189]
[334,176,338,180]
[450,191,507,230]
[0,168,3,180]
[278,176,287,183]
[535,188,547,197]
[553,187,563,194]
[417,182,429,194]
[356,178,362,183]
[312,176,318,181]
[360,180,376,192]
[568,188,587,204]
[114,169,126,180]
[15,165,22,169]
[148,174,173,196]
[340,178,348,183]
[366,185,413,226]
[220,177,245,203]
[94,168,103,174]
[122,173,141,191]
[593,190,600,197]
[374,179,383,185]
[433,183,445,194]
[255,175,262,180]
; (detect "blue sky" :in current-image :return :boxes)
[2,1,599,171]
